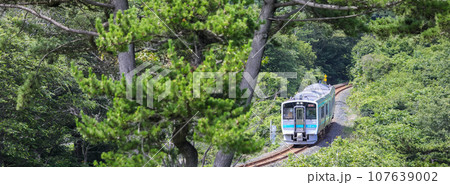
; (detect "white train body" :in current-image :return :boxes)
[281,83,335,145]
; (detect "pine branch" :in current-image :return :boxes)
[269,10,373,22]
[13,0,114,8]
[36,38,85,75]
[15,1,70,5]
[275,0,358,10]
[0,3,99,36]
[271,0,403,22]
[278,6,303,19]
[79,0,114,8]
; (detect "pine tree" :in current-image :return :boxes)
[73,0,264,167]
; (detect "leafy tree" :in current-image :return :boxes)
[294,23,358,84]
[0,12,110,166]
[262,33,319,95]
[368,1,449,39]
[349,36,449,165]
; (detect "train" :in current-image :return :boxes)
[280,83,335,145]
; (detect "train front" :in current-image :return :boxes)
[281,101,318,145]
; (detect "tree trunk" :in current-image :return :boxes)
[172,123,198,167]
[0,131,3,166]
[201,144,212,167]
[74,140,83,161]
[213,150,235,167]
[118,44,136,83]
[113,0,136,83]
[192,41,203,67]
[213,0,276,167]
[239,0,276,104]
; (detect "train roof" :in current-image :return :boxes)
[291,83,333,102]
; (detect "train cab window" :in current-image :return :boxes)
[326,103,328,115]
[306,107,316,119]
[283,108,294,119]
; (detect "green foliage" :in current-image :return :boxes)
[263,22,357,87]
[254,72,290,98]
[96,0,259,52]
[286,136,406,167]
[234,97,286,163]
[0,10,111,167]
[263,34,316,70]
[295,23,358,84]
[16,72,39,111]
[0,31,78,166]
[369,0,449,38]
[262,33,326,96]
[349,37,449,165]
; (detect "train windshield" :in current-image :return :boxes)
[306,106,316,119]
[283,107,294,119]
[283,103,295,119]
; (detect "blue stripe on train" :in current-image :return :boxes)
[282,124,317,128]
[283,125,295,128]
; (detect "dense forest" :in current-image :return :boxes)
[0,0,448,167]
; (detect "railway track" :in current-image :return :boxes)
[238,145,307,167]
[237,83,352,167]
[334,82,352,96]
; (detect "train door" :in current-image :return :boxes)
[295,107,305,134]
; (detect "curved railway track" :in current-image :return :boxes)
[238,83,352,167]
